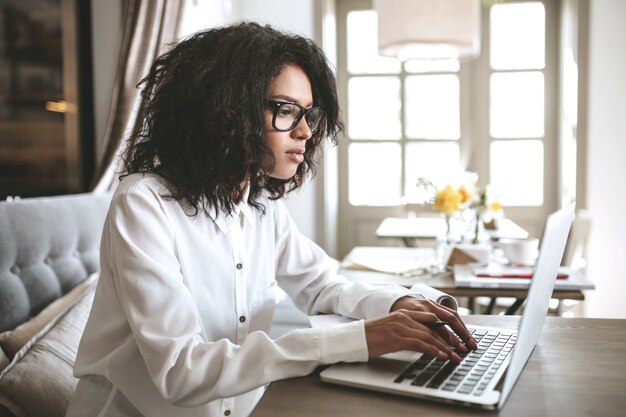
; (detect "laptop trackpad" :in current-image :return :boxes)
[379,350,421,362]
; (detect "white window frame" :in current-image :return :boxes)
[334,0,559,257]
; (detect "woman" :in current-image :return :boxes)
[66,22,476,417]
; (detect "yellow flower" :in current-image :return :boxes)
[458,185,471,205]
[490,201,502,212]
[433,185,462,215]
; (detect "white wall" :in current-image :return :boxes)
[584,0,626,318]
[230,0,314,35]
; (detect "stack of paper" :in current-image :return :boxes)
[341,246,434,276]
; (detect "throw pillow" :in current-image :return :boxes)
[0,286,95,417]
[0,349,7,373]
[0,274,97,359]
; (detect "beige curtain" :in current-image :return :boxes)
[92,0,183,191]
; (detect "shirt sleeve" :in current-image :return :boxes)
[272,200,413,320]
[103,183,367,408]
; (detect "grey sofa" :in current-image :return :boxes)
[0,192,111,417]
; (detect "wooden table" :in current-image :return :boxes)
[341,268,584,300]
[340,247,587,315]
[341,268,585,315]
[251,316,626,417]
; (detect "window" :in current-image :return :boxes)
[488,1,547,207]
[344,9,462,207]
[336,0,557,256]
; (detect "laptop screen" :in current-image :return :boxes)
[498,203,575,408]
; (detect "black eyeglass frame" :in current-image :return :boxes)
[266,100,324,133]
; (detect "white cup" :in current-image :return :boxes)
[498,237,539,265]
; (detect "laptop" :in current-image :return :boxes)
[320,203,576,410]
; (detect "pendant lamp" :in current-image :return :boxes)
[374,0,481,61]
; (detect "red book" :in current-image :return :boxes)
[475,272,568,280]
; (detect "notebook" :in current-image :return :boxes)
[320,203,575,410]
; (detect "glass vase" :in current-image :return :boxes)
[432,213,454,273]
[472,209,482,244]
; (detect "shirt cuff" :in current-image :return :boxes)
[370,285,414,317]
[388,293,426,312]
[410,283,459,311]
[320,320,368,365]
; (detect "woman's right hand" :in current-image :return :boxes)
[364,309,473,362]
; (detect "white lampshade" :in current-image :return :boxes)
[374,0,481,61]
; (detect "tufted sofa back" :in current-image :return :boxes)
[0,192,112,333]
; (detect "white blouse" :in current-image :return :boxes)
[67,173,413,417]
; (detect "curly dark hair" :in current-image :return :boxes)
[121,22,342,215]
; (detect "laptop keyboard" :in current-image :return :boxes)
[393,328,517,396]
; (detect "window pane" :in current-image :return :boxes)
[490,140,543,206]
[404,59,460,74]
[404,142,461,200]
[349,76,401,140]
[405,74,460,140]
[490,72,544,138]
[490,2,545,70]
[347,11,401,74]
[349,143,401,206]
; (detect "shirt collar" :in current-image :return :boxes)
[206,184,254,233]
[238,184,254,227]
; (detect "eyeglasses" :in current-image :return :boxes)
[266,100,324,133]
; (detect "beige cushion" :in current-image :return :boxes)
[0,274,97,359]
[0,286,95,417]
[0,348,8,373]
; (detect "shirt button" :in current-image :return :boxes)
[224,410,231,416]
[236,263,243,270]
[239,316,246,323]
